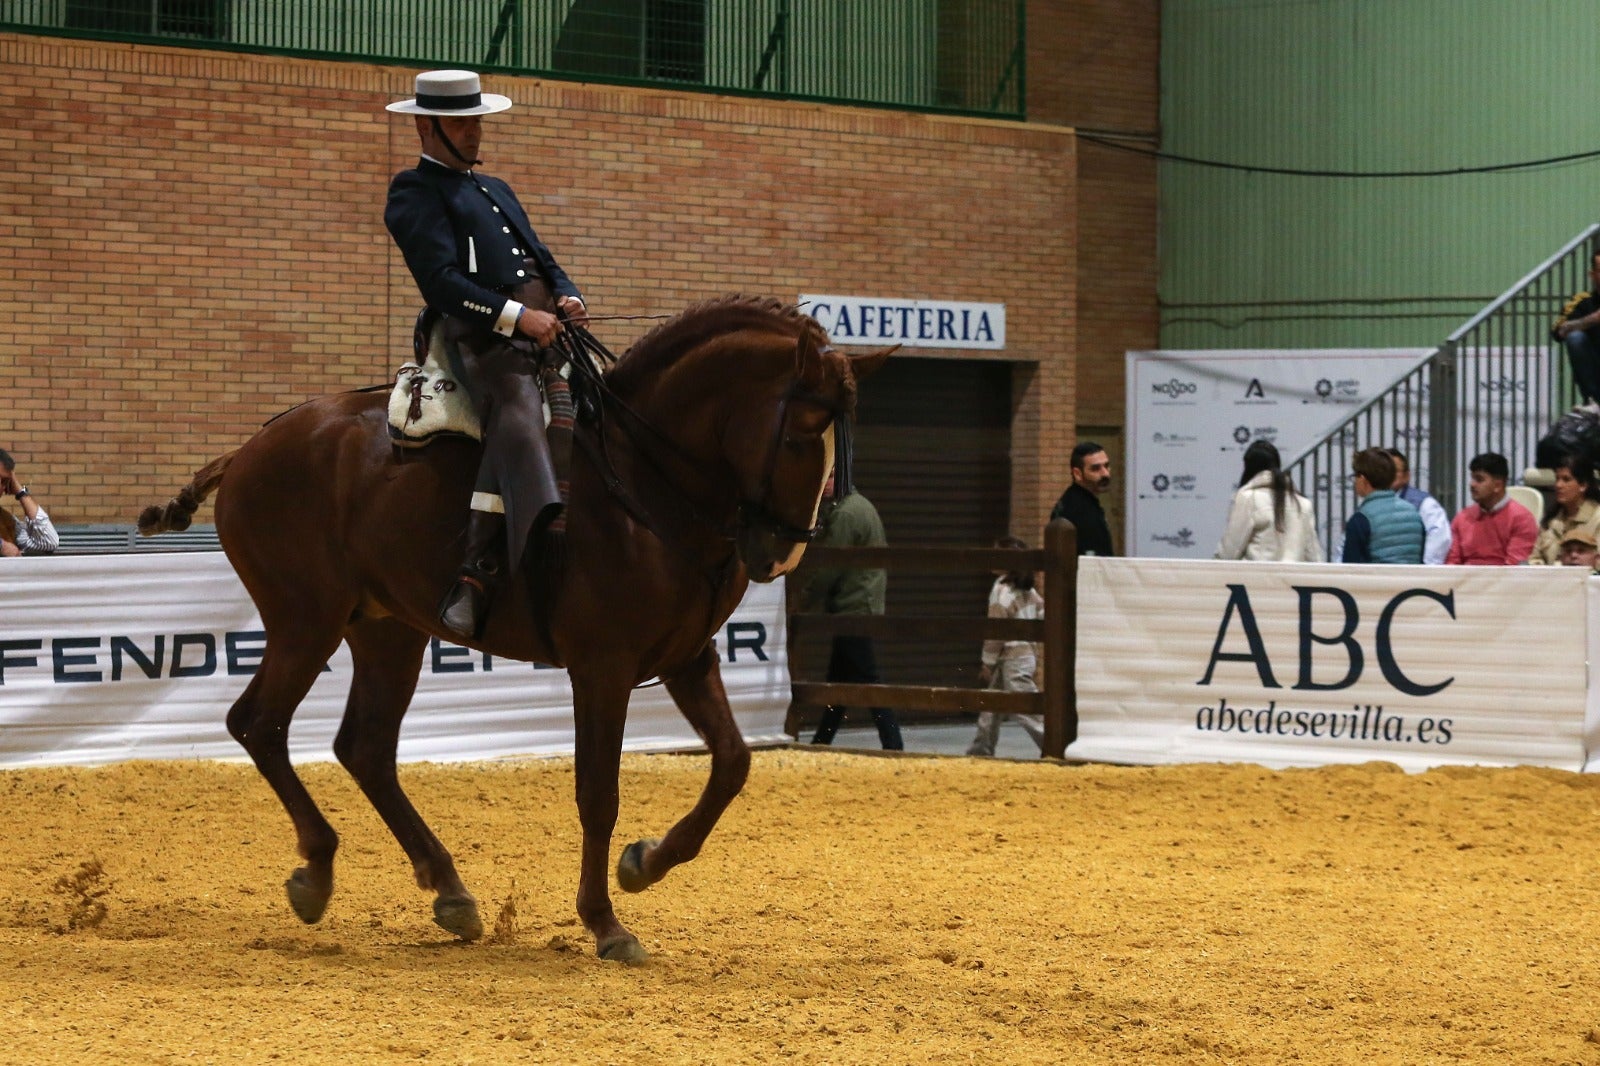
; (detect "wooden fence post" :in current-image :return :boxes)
[783,576,803,738]
[1041,519,1078,758]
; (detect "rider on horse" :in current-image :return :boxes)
[384,69,587,639]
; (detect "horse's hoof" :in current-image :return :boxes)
[597,933,649,964]
[284,867,330,924]
[616,838,660,894]
[433,895,484,942]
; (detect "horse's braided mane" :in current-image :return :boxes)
[604,296,827,393]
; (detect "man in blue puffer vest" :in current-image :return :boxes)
[1341,447,1425,564]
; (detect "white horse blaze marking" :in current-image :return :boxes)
[769,431,836,578]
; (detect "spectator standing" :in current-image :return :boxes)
[1048,442,1115,556]
[0,448,58,556]
[1383,448,1452,565]
[798,474,903,751]
[1552,249,1600,410]
[966,536,1047,758]
[1529,458,1600,565]
[1445,453,1538,566]
[1558,528,1600,571]
[1214,440,1323,562]
[1341,448,1424,564]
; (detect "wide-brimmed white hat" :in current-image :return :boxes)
[386,70,512,117]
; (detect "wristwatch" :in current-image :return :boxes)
[13,486,28,500]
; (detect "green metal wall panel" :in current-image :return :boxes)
[5,0,999,113]
[1161,0,1600,349]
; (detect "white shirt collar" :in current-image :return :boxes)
[422,152,471,176]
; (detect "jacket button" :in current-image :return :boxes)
[516,270,526,277]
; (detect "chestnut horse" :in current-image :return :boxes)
[139,298,888,962]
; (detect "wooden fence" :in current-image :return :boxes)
[784,519,1078,757]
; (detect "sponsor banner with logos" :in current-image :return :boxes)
[1126,349,1431,558]
[801,293,1005,350]
[0,552,790,768]
[1452,345,1552,495]
[1072,557,1600,772]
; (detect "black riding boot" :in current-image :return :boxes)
[438,509,506,640]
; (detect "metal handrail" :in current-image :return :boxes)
[1287,225,1600,559]
[1448,224,1600,342]
[1282,347,1442,471]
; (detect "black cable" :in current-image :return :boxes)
[1080,133,1600,178]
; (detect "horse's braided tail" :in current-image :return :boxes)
[137,451,236,535]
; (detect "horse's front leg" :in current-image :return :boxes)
[569,664,647,963]
[615,643,750,894]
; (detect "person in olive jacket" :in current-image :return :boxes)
[796,474,903,750]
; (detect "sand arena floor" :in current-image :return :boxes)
[2,750,1600,1064]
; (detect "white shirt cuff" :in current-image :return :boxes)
[494,300,524,337]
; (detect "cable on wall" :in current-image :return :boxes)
[1079,133,1600,178]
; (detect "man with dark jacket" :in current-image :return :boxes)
[385,69,587,638]
[1049,441,1116,556]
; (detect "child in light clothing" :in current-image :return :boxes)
[967,536,1046,757]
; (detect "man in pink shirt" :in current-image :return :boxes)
[1444,452,1538,565]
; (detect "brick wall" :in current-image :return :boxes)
[1032,0,1160,132]
[1029,0,1160,546]
[0,14,1156,542]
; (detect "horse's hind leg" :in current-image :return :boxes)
[226,624,349,925]
[615,644,750,895]
[333,618,482,941]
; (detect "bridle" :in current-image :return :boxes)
[736,377,849,545]
[553,323,850,550]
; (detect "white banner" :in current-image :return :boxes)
[1073,557,1592,771]
[1125,349,1431,558]
[1452,345,1554,495]
[801,294,1005,350]
[0,552,790,768]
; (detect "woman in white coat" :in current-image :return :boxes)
[1215,440,1325,562]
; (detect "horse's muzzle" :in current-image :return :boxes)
[736,523,808,582]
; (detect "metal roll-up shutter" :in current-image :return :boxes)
[793,355,1015,714]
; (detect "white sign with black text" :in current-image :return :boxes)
[802,294,1005,350]
[1072,557,1599,772]
[0,552,790,768]
[1125,349,1431,558]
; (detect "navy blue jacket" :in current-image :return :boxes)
[385,157,580,332]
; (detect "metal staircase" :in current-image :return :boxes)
[1286,224,1600,559]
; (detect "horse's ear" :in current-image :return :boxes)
[847,344,898,382]
[796,328,827,391]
